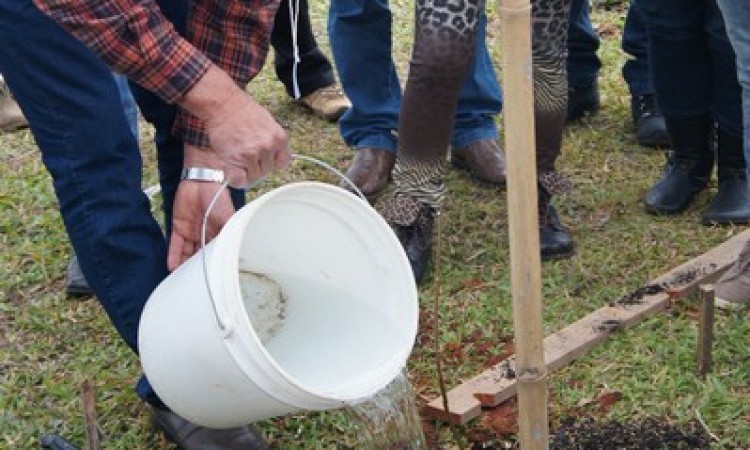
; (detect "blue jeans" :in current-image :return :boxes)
[639,0,742,135]
[716,0,750,162]
[567,0,652,97]
[328,0,502,152]
[0,0,169,407]
[112,72,139,139]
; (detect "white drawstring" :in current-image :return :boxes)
[288,0,302,100]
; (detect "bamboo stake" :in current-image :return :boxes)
[498,0,549,448]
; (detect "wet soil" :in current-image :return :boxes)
[467,417,712,449]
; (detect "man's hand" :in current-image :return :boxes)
[180,66,292,188]
[167,180,235,271]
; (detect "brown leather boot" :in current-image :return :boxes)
[341,147,396,202]
[450,139,506,186]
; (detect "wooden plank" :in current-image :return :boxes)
[423,230,750,424]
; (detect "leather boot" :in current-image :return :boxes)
[644,116,714,214]
[703,127,750,224]
[539,189,574,261]
[341,147,395,203]
[450,139,507,186]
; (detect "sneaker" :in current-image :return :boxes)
[714,240,750,309]
[298,84,351,122]
[0,77,29,132]
[566,81,600,124]
[631,94,669,148]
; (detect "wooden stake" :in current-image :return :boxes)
[697,285,715,378]
[81,380,102,450]
[498,0,548,448]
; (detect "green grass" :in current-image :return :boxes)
[1,3,749,449]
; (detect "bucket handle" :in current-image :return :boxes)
[200,153,367,336]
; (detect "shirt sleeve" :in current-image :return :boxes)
[32,0,212,104]
[175,0,278,148]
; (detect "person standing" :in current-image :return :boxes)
[639,0,749,224]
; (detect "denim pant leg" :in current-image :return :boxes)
[566,0,601,89]
[451,10,502,149]
[112,72,139,139]
[0,0,169,407]
[716,0,750,162]
[621,0,653,97]
[704,0,742,137]
[273,0,335,99]
[328,0,400,153]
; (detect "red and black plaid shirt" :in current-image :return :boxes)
[34,0,279,148]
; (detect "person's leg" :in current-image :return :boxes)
[449,9,506,186]
[329,0,398,200]
[66,71,139,297]
[533,0,576,260]
[566,0,601,122]
[622,0,669,147]
[716,0,750,165]
[713,0,750,305]
[273,0,350,122]
[702,0,748,224]
[381,0,485,282]
[640,0,715,214]
[0,0,168,399]
[273,0,335,98]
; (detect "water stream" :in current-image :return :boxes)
[346,371,426,450]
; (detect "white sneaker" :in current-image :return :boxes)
[298,84,351,122]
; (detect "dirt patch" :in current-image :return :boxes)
[466,417,712,449]
[550,417,712,449]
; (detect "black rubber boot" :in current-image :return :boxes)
[631,94,669,148]
[703,127,750,225]
[539,189,575,261]
[644,116,714,214]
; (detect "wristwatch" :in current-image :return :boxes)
[180,167,225,183]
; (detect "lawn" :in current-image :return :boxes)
[1,1,748,449]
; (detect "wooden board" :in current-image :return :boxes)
[423,230,750,424]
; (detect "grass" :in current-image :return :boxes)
[1,2,749,449]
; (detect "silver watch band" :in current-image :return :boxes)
[180,167,225,183]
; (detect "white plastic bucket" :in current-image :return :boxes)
[138,182,419,428]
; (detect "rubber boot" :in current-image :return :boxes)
[703,127,750,224]
[644,116,714,214]
[539,188,574,261]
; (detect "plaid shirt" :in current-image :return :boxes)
[34,0,279,147]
